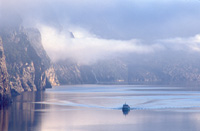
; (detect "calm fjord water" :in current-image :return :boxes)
[1,85,200,131]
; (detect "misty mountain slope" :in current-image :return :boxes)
[91,59,128,83]
[54,59,128,84]
[125,51,200,84]
[39,26,200,85]
[54,60,87,84]
[26,28,51,67]
[53,50,200,85]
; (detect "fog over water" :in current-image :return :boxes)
[1,0,200,64]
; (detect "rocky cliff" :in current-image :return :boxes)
[0,37,11,106]
[0,23,58,97]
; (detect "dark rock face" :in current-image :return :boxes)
[0,37,11,106]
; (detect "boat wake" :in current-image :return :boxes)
[33,100,200,112]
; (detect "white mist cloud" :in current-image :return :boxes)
[157,34,200,52]
[39,25,160,65]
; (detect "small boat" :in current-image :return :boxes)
[122,103,130,115]
[122,103,130,110]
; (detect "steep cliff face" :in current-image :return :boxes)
[25,28,51,67]
[0,37,11,105]
[25,28,59,86]
[0,25,53,94]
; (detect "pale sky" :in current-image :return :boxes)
[1,0,200,40]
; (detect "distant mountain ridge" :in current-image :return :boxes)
[53,51,200,85]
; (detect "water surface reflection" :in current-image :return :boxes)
[0,91,45,131]
[1,85,200,131]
